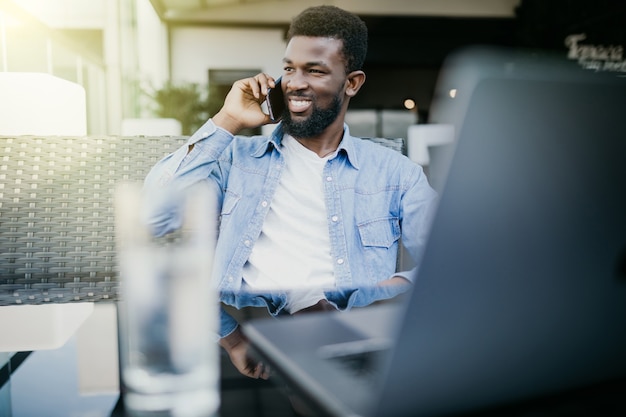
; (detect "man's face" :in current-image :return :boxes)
[280,36,348,139]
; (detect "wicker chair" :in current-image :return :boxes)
[0,135,405,307]
[0,135,188,306]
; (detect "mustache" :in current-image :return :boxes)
[286,91,314,100]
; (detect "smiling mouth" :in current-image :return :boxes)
[288,97,312,113]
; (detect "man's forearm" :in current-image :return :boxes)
[219,326,245,350]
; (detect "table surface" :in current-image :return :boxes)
[3,304,626,417]
[4,339,301,417]
[1,303,300,417]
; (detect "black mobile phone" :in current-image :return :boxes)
[267,77,285,122]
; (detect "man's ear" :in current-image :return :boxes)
[345,70,366,98]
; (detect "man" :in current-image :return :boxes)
[143,5,437,380]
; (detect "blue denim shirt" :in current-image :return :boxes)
[143,119,438,337]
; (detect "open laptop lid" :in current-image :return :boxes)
[374,47,626,416]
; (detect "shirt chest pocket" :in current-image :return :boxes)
[357,217,401,249]
[220,192,240,218]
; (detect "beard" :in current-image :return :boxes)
[281,93,343,139]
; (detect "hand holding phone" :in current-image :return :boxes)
[267,77,285,122]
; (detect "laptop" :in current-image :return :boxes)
[242,47,626,417]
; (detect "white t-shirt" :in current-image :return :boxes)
[242,135,336,312]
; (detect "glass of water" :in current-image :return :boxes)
[115,181,220,417]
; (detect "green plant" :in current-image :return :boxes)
[150,81,210,135]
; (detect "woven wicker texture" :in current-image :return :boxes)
[0,135,188,305]
[362,137,405,155]
[0,135,404,306]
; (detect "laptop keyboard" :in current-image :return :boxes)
[316,336,391,385]
[330,351,381,379]
[327,348,387,384]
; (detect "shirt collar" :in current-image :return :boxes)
[336,124,360,170]
[249,123,284,158]
[251,122,361,170]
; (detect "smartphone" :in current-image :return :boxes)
[267,77,285,122]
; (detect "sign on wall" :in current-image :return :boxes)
[565,33,626,73]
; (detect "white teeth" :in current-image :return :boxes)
[290,99,310,108]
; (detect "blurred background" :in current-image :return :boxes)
[0,3,624,414]
[0,0,624,138]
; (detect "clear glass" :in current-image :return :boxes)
[115,182,219,417]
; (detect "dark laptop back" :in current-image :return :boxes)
[374,48,626,416]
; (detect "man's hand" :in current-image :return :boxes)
[212,73,278,135]
[219,326,270,379]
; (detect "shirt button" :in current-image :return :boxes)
[244,240,251,247]
[227,276,234,282]
[331,215,339,222]
[336,258,344,265]
[261,201,268,207]
[326,176,333,182]
[201,131,209,138]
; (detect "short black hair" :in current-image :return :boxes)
[287,5,368,73]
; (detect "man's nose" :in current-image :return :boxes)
[285,73,308,91]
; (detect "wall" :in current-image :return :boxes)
[170,26,285,85]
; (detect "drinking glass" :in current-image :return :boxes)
[115,181,219,417]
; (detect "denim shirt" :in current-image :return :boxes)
[143,119,438,337]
